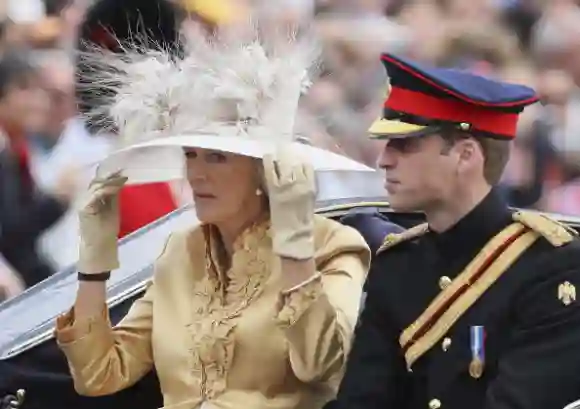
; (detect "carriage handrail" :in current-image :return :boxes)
[564,399,580,409]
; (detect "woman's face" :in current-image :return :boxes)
[184,148,266,225]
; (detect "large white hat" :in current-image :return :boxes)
[83,21,374,184]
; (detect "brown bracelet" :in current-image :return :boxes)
[77,272,111,281]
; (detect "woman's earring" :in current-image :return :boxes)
[255,188,263,196]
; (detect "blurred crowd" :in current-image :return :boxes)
[1,0,580,300]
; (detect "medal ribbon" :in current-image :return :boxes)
[470,325,485,363]
[469,325,485,378]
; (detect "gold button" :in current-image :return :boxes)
[429,398,442,409]
[439,276,452,290]
[442,337,452,351]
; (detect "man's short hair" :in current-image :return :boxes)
[479,137,511,185]
[442,129,511,185]
[0,49,37,99]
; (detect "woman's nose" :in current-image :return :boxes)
[190,173,208,182]
[186,160,208,181]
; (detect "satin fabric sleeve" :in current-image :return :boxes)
[275,222,371,383]
[54,280,155,396]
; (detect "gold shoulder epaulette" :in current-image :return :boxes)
[512,211,577,247]
[377,223,429,255]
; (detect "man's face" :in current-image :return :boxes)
[40,64,76,139]
[377,132,463,211]
[0,72,49,134]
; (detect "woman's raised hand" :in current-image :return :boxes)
[77,171,127,274]
[263,149,316,260]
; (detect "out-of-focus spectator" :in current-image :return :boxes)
[0,49,75,292]
[179,0,250,34]
[58,0,90,52]
[31,50,76,151]
[525,8,580,213]
[27,50,110,268]
[436,25,524,74]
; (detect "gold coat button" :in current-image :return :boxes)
[429,398,442,409]
[442,337,452,351]
[438,276,452,290]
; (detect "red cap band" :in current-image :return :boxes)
[384,87,519,139]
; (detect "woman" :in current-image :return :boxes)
[54,3,371,408]
[57,148,370,409]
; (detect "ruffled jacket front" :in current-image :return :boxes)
[55,215,370,409]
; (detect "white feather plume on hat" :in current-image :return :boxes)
[86,20,373,183]
[83,21,316,144]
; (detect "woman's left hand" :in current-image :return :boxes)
[263,149,316,260]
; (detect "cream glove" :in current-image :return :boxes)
[77,171,127,274]
[263,150,316,260]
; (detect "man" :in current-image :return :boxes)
[0,49,73,290]
[27,51,110,269]
[325,53,580,409]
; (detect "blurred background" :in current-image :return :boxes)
[1,0,580,299]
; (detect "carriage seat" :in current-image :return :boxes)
[338,207,404,254]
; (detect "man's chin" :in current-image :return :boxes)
[388,197,421,213]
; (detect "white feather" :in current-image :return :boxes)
[80,19,320,147]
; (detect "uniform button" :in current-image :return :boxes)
[438,276,452,290]
[442,337,452,351]
[428,398,442,409]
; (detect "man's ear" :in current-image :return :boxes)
[456,137,484,172]
[458,138,477,161]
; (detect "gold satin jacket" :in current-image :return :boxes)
[55,216,371,409]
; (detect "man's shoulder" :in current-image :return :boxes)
[365,226,426,293]
[369,222,431,283]
[375,222,429,255]
[512,211,580,271]
[518,233,580,277]
[338,209,404,253]
[513,211,578,247]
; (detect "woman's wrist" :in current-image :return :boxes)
[77,271,111,281]
[279,257,317,292]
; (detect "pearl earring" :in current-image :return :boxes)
[255,188,263,196]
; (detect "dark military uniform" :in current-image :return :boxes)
[325,54,580,409]
[328,189,580,409]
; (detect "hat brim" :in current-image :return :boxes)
[95,135,374,185]
[368,117,429,139]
